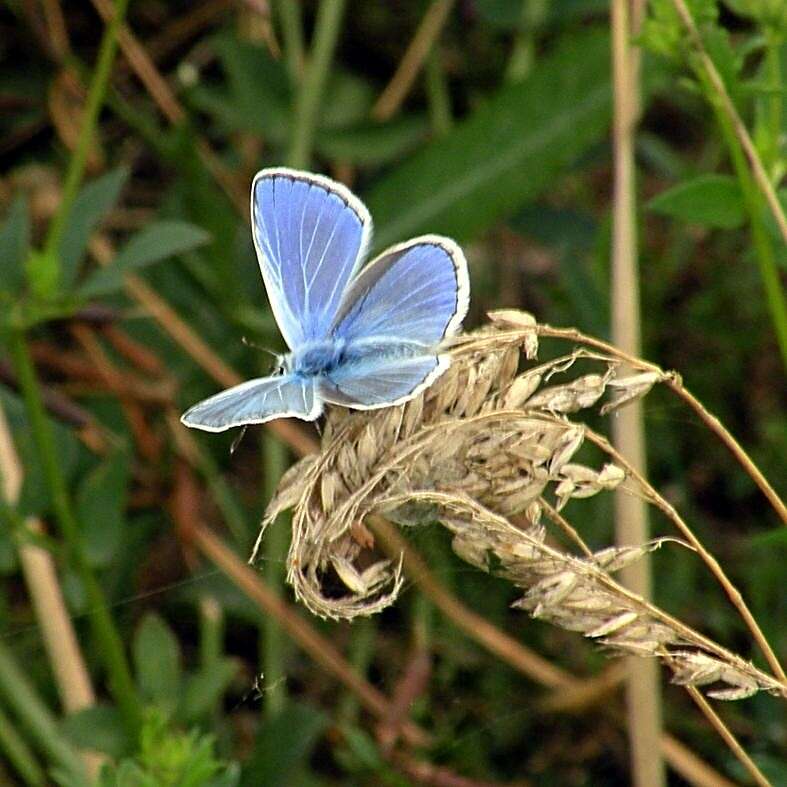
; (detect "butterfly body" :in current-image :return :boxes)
[181,168,469,433]
[286,338,348,378]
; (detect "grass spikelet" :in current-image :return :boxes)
[257,312,787,702]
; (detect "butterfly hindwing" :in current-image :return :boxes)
[181,375,321,432]
[331,235,469,347]
[251,168,372,350]
[318,347,447,409]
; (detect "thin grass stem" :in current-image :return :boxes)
[670,0,787,244]
[709,93,787,369]
[0,641,85,782]
[275,0,304,84]
[424,45,452,136]
[371,0,455,122]
[0,705,45,787]
[611,0,664,781]
[8,329,143,734]
[578,424,785,682]
[261,434,289,716]
[287,0,347,170]
[683,684,772,787]
[530,325,787,526]
[40,0,130,290]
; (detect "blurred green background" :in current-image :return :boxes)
[0,0,785,784]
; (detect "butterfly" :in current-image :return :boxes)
[181,168,470,432]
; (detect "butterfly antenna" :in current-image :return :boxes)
[241,336,279,358]
[230,425,248,455]
[241,337,283,373]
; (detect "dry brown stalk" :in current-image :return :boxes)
[532,324,787,527]
[610,0,663,780]
[189,519,431,748]
[370,515,575,690]
[258,314,786,710]
[659,735,737,787]
[372,514,742,787]
[87,233,318,457]
[371,0,455,122]
[683,685,771,787]
[70,324,163,462]
[90,0,250,214]
[577,426,784,682]
[0,403,104,778]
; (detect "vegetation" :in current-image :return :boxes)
[0,0,784,784]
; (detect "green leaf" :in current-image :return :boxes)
[648,174,746,229]
[316,116,428,165]
[179,659,238,722]
[240,703,327,787]
[78,221,210,298]
[59,168,128,289]
[61,705,131,758]
[188,35,290,142]
[0,195,30,295]
[364,28,612,250]
[133,613,182,708]
[76,450,130,566]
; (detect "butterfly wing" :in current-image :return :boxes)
[330,235,469,348]
[181,375,321,432]
[318,351,448,409]
[251,168,372,350]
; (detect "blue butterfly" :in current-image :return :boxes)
[181,168,470,432]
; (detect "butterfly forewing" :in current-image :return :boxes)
[251,169,371,349]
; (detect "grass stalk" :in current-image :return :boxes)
[424,45,452,136]
[40,0,130,289]
[0,706,45,787]
[763,36,782,174]
[684,685,772,787]
[275,0,305,84]
[670,0,787,244]
[505,0,547,82]
[191,521,431,748]
[610,0,665,783]
[371,0,455,122]
[8,329,143,735]
[709,95,787,368]
[532,324,787,526]
[0,641,85,782]
[287,0,347,170]
[261,434,289,716]
[581,423,785,682]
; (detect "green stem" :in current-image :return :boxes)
[286,0,347,169]
[505,0,547,82]
[261,434,289,717]
[8,329,143,735]
[764,34,782,174]
[337,619,376,725]
[425,46,452,136]
[709,86,787,369]
[0,642,84,782]
[40,0,130,290]
[0,705,46,786]
[276,0,305,85]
